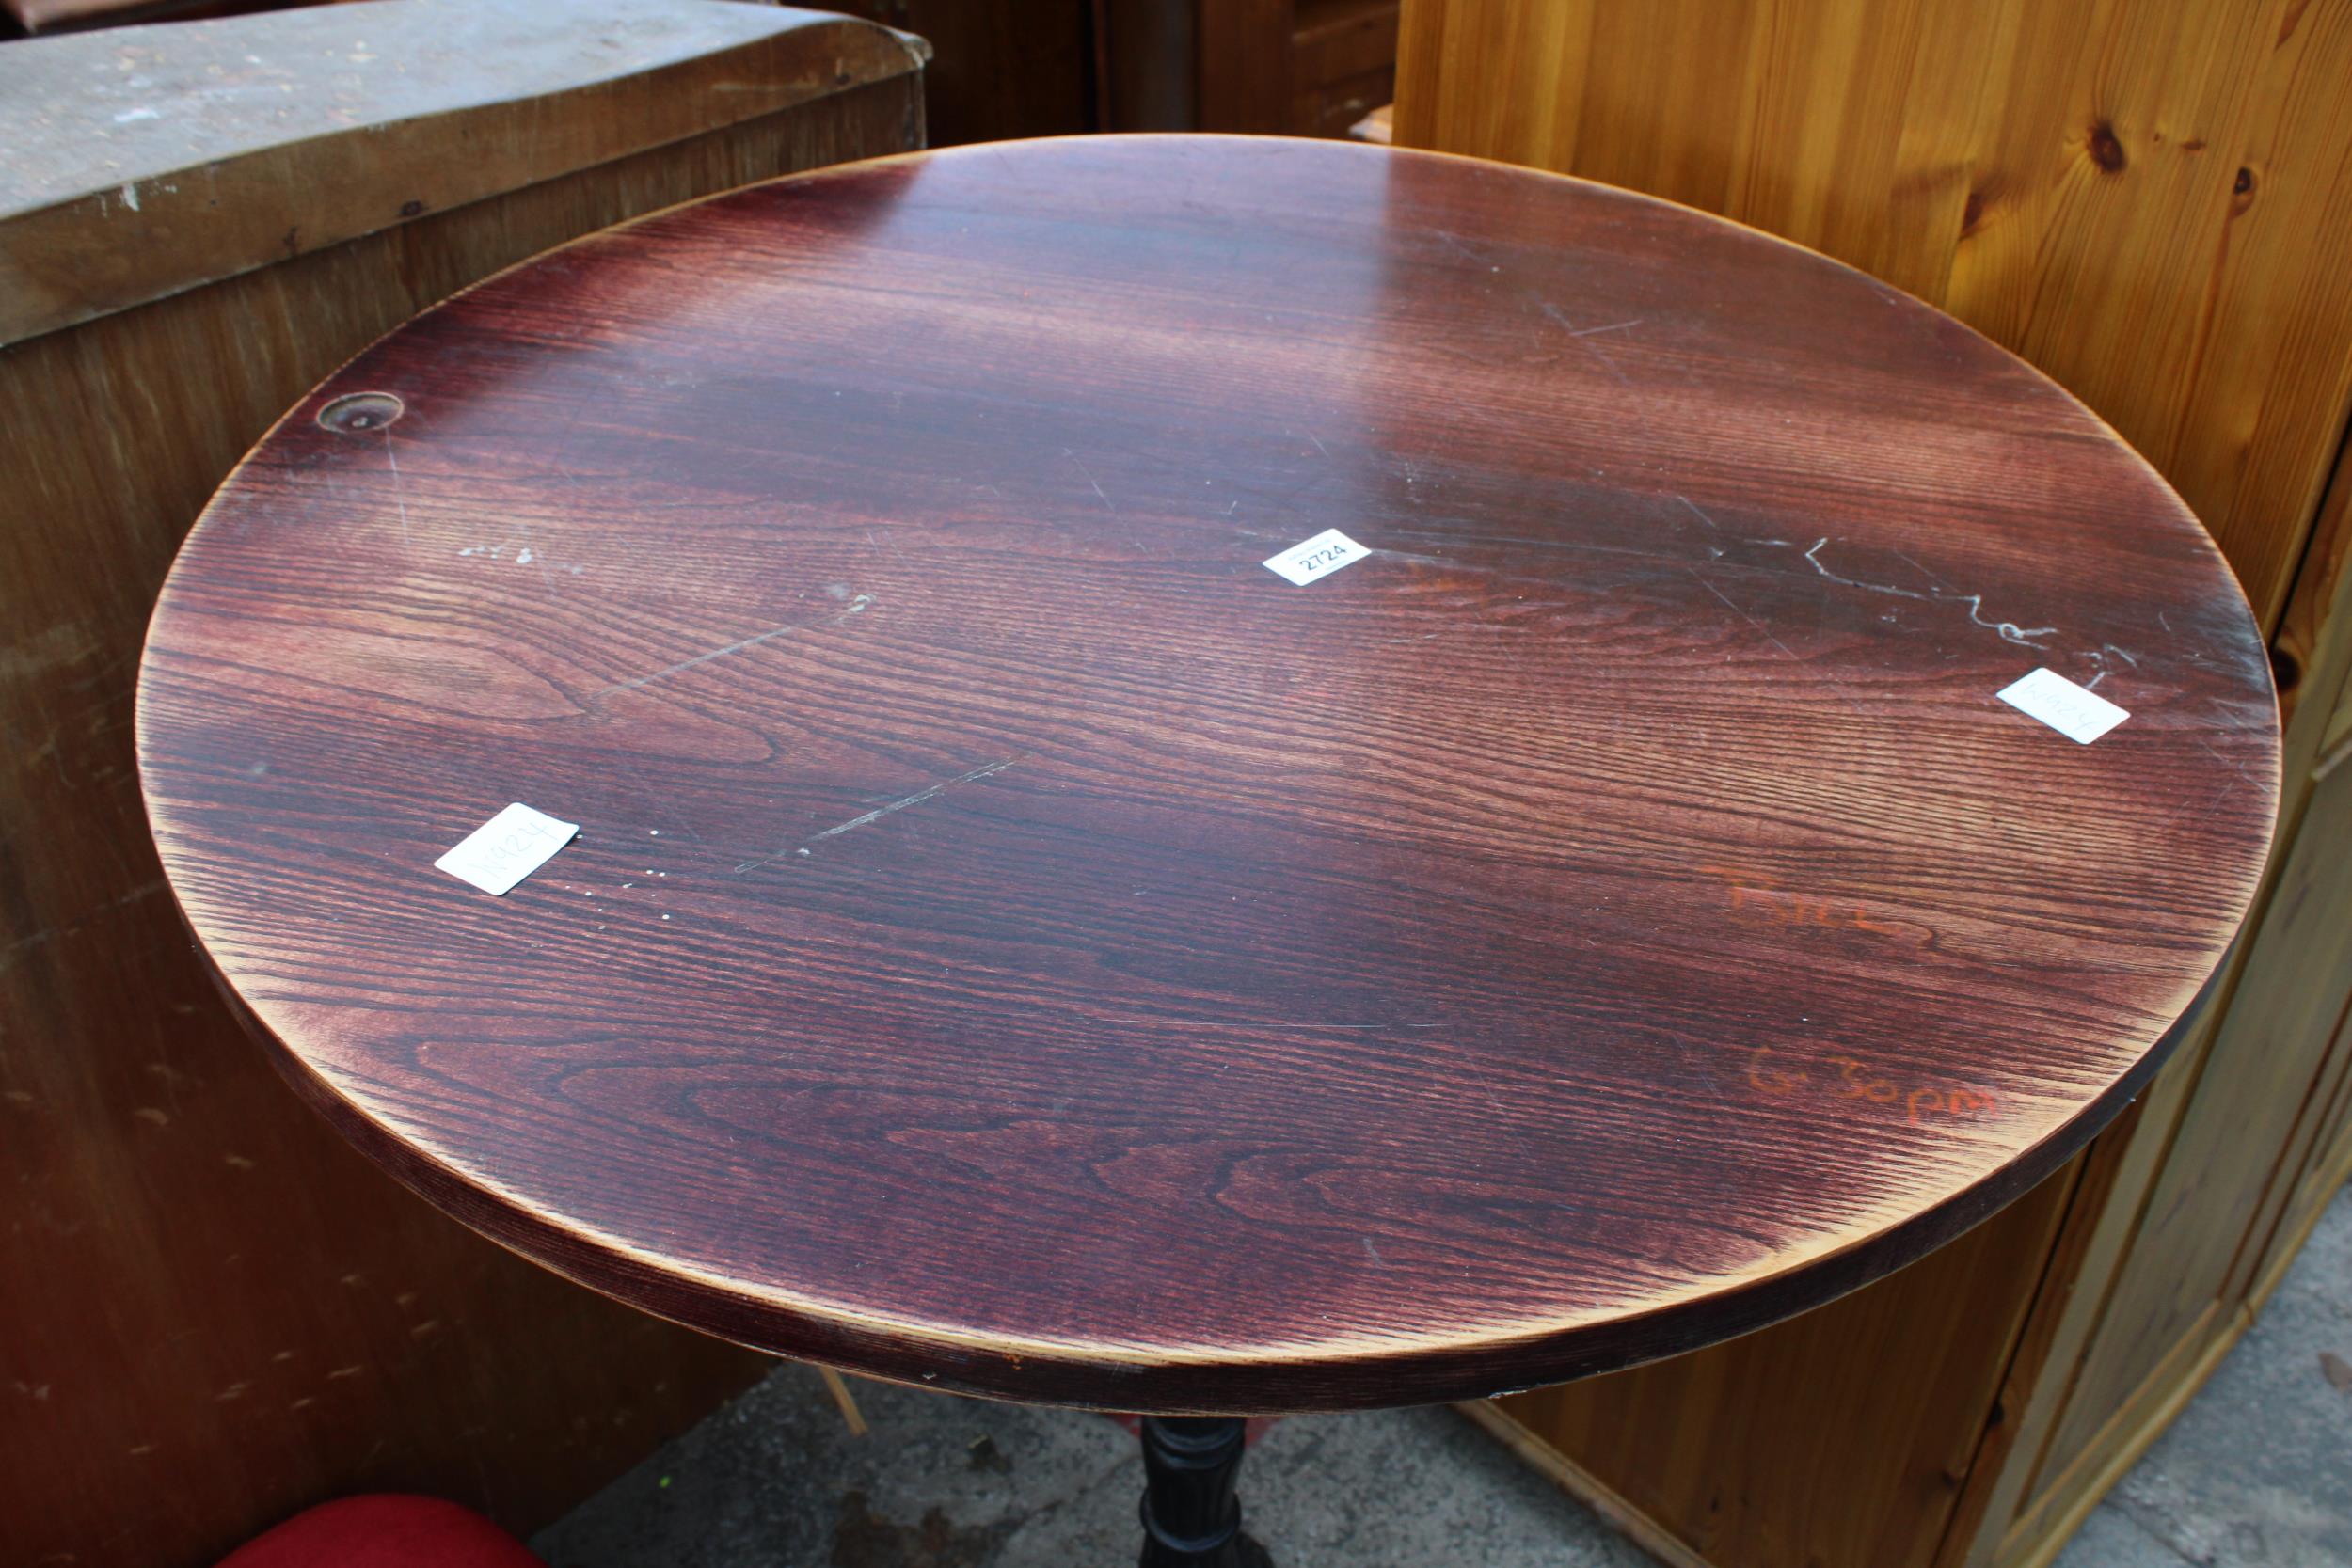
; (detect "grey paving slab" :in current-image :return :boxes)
[2053,1184,2352,1568]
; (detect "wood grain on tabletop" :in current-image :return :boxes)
[135,136,2281,1413]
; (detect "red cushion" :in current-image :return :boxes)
[217,1496,545,1568]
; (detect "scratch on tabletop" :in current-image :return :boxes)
[381,430,413,548]
[1064,450,1116,513]
[1888,547,1948,588]
[1100,1019,1443,1031]
[737,759,1019,873]
[596,595,872,697]
[1674,495,1721,531]
[1689,568,1875,721]
[866,528,911,568]
[1535,301,1633,386]
[2192,735,2259,788]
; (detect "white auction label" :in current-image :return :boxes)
[1996,667,2129,744]
[1263,528,1369,586]
[435,803,580,895]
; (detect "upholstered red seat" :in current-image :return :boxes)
[217,1496,544,1568]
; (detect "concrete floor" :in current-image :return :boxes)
[537,1184,2352,1568]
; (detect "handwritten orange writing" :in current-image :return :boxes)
[1701,866,1915,939]
[1749,1047,1999,1128]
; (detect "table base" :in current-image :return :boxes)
[1137,1416,1275,1567]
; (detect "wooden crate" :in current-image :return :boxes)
[0,6,923,1564]
[1392,2,2352,1564]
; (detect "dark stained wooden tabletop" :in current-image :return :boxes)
[136,135,2281,1414]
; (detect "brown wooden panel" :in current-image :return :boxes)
[2280,442,2352,768]
[1295,0,1400,87]
[1294,64,1397,140]
[0,8,920,1560]
[1200,0,1298,131]
[0,0,926,343]
[2253,994,2352,1304]
[1486,1163,2079,1568]
[1393,0,2352,632]
[824,1,1093,145]
[1103,0,1200,132]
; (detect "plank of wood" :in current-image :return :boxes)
[0,0,926,343]
[1295,0,1399,88]
[1994,1298,2249,1568]
[1457,1399,1715,1568]
[0,13,920,1560]
[2245,1000,2352,1309]
[136,135,2277,1413]
[1392,0,2352,634]
[1102,0,1201,133]
[2279,438,2352,767]
[824,0,1094,145]
[1199,0,1298,131]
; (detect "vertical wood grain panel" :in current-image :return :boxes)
[1200,0,1298,131]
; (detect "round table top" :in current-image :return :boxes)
[138,135,2280,1413]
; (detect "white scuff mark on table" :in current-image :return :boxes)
[1803,538,2055,647]
[380,431,413,547]
[736,758,1018,873]
[2079,642,2142,691]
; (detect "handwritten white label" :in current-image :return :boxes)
[1263,528,1369,586]
[435,803,579,895]
[1996,667,2128,744]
